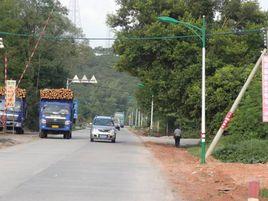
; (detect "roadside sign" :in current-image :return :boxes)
[262,55,268,122]
[5,80,16,108]
[72,75,81,83]
[89,75,98,84]
[81,75,90,84]
[0,38,4,49]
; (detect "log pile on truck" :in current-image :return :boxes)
[0,87,26,98]
[40,88,73,100]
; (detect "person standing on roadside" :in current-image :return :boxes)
[174,126,182,147]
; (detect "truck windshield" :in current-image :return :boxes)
[94,118,114,126]
[0,100,22,112]
[42,104,70,115]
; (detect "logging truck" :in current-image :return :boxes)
[0,87,27,134]
[39,88,75,139]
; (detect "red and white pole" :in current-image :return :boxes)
[3,55,8,133]
[248,181,260,201]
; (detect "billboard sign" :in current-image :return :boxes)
[5,80,16,108]
[262,55,268,122]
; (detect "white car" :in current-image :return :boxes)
[90,116,117,143]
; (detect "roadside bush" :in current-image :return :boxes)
[228,77,268,140]
[213,139,268,164]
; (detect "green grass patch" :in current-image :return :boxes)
[187,146,200,158]
[260,188,268,198]
[213,139,268,164]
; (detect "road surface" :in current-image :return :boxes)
[0,129,179,201]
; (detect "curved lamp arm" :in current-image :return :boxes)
[158,16,204,42]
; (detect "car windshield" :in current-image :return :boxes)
[0,99,22,112]
[42,103,70,115]
[93,118,114,126]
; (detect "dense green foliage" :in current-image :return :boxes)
[108,0,267,134]
[108,0,268,162]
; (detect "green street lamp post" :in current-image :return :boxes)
[158,16,206,164]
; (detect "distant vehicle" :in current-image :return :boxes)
[114,112,125,128]
[90,116,116,143]
[113,118,121,130]
[39,89,75,139]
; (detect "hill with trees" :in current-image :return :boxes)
[69,48,139,123]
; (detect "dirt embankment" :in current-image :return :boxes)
[0,133,38,149]
[145,142,268,201]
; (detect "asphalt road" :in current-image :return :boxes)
[0,129,179,201]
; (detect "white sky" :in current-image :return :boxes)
[59,0,117,48]
[59,0,268,48]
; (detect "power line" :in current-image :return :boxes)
[0,28,263,41]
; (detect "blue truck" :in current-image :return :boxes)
[0,97,27,134]
[39,89,75,139]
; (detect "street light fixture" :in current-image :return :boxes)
[158,15,206,164]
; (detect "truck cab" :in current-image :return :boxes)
[39,99,73,139]
[0,97,26,134]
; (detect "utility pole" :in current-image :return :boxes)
[3,55,7,134]
[138,110,141,127]
[141,113,143,127]
[206,49,267,158]
[150,95,154,134]
[263,27,268,48]
[36,54,41,95]
[206,28,268,158]
[135,108,138,127]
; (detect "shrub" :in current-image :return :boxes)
[213,139,268,164]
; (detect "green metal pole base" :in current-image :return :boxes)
[201,141,206,164]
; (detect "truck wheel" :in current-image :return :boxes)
[39,131,47,138]
[65,132,71,139]
[90,138,94,142]
[111,139,116,143]
[15,129,22,135]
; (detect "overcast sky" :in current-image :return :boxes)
[59,0,268,48]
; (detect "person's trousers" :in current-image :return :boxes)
[174,136,181,147]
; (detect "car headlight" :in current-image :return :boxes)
[41,119,46,124]
[92,128,98,134]
[16,122,22,127]
[109,129,115,135]
[65,120,71,126]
